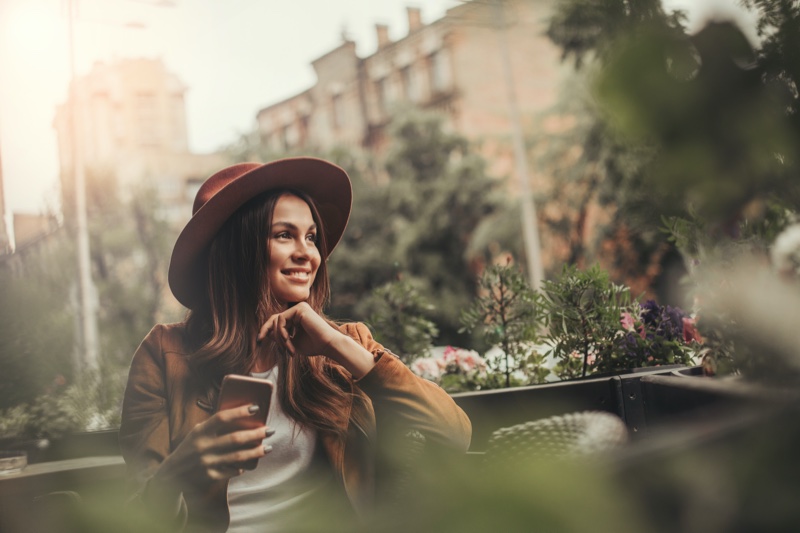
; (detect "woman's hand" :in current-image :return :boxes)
[258,303,376,378]
[152,404,273,492]
[257,302,338,358]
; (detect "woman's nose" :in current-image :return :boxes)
[292,239,313,258]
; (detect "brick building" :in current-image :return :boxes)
[53,58,226,225]
[256,0,568,179]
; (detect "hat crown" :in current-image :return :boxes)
[193,163,262,215]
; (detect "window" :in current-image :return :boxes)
[401,65,420,102]
[375,78,388,114]
[429,49,452,93]
[331,94,343,130]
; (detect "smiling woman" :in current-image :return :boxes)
[118,156,472,532]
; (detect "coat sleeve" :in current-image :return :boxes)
[340,322,472,452]
[118,324,189,530]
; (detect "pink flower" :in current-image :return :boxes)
[410,357,442,380]
[682,317,703,344]
[443,346,458,362]
[459,354,475,372]
[620,312,636,331]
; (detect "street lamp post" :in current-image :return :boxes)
[492,0,545,290]
[63,0,168,375]
[67,0,99,372]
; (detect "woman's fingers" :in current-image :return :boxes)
[206,404,264,436]
[194,423,275,480]
[216,425,269,450]
[204,443,273,480]
[258,303,342,357]
[259,310,298,355]
[257,316,276,342]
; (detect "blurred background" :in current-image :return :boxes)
[2,0,799,480]
[4,1,800,531]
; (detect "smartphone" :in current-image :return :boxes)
[217,375,274,470]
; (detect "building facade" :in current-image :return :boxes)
[53,58,226,225]
[256,0,567,179]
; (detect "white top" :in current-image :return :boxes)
[226,366,335,532]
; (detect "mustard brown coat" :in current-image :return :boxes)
[119,322,472,532]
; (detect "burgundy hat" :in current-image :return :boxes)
[168,157,352,309]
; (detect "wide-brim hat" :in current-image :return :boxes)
[168,157,352,309]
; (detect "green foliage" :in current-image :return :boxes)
[546,1,800,381]
[548,0,687,68]
[382,110,506,344]
[0,237,77,408]
[743,0,800,131]
[460,263,545,386]
[362,278,439,363]
[84,175,179,366]
[595,22,800,226]
[0,367,127,442]
[17,391,84,441]
[540,264,637,378]
[328,109,509,346]
[538,3,690,283]
[438,368,488,393]
[1,169,177,439]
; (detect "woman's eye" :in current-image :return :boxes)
[275,231,291,239]
[306,233,317,242]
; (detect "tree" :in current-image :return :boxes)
[361,278,439,364]
[530,2,694,301]
[545,1,800,380]
[0,235,76,408]
[328,109,511,345]
[80,171,180,369]
[0,168,179,431]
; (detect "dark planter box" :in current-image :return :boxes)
[451,365,713,451]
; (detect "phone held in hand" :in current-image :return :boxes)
[218,374,273,424]
[217,375,273,470]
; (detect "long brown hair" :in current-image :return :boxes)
[186,189,354,437]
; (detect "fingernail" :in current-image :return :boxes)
[265,428,276,437]
[248,405,259,414]
[263,444,273,454]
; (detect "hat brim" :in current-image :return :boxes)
[168,157,352,309]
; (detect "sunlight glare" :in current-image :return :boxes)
[3,1,63,56]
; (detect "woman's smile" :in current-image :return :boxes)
[282,268,312,282]
[268,194,321,305]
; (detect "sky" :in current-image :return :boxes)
[0,0,459,219]
[0,0,758,223]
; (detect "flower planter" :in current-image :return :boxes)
[451,365,709,451]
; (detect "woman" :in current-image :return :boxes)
[119,157,472,532]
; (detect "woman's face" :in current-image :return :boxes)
[268,194,321,306]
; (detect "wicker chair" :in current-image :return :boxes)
[484,411,628,466]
